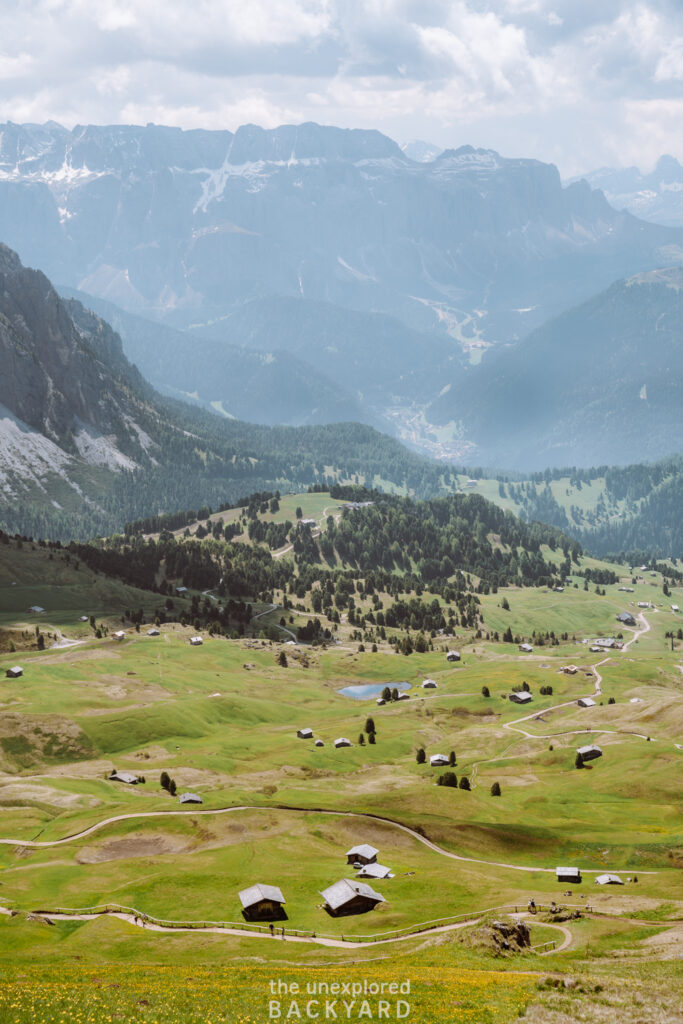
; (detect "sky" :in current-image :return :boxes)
[1,0,682,176]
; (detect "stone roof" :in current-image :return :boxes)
[239,883,285,909]
[346,843,378,860]
[320,879,384,911]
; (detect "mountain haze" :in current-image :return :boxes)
[0,245,457,539]
[3,120,683,352]
[572,156,683,228]
[430,268,683,470]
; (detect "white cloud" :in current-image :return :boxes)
[0,1,682,174]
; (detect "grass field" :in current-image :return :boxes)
[0,526,681,1021]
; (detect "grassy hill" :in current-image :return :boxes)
[451,457,683,559]
[0,494,681,1023]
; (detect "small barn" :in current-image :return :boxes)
[376,698,386,705]
[637,601,650,608]
[5,666,23,678]
[616,612,636,626]
[239,883,286,921]
[595,874,623,885]
[189,636,203,646]
[334,737,351,748]
[357,862,393,879]
[446,651,461,662]
[147,628,160,636]
[176,586,188,594]
[113,630,126,641]
[577,697,596,708]
[315,739,325,747]
[556,866,582,884]
[577,744,602,761]
[179,793,203,805]
[672,604,680,612]
[320,879,384,916]
[28,606,45,613]
[518,643,533,653]
[509,691,532,704]
[109,770,139,785]
[562,665,578,675]
[422,679,437,689]
[430,753,449,767]
[346,844,378,866]
[79,615,89,622]
[297,728,313,739]
[397,693,410,701]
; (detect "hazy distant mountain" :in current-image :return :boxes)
[3,120,683,353]
[191,295,463,408]
[0,244,456,538]
[58,288,367,427]
[428,267,683,470]
[570,156,683,227]
[400,139,443,162]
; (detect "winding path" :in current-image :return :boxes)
[27,908,484,949]
[0,803,655,876]
[502,613,653,743]
[469,614,655,787]
[251,603,298,641]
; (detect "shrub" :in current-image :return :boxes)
[439,771,458,788]
[459,776,471,790]
[416,748,426,764]
[481,686,490,697]
[490,782,501,796]
[575,752,584,769]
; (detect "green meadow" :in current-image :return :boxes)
[0,530,681,1023]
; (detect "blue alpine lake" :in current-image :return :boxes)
[337,681,411,700]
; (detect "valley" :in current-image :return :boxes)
[0,490,681,1022]
[2,6,683,1020]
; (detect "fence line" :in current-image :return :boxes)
[30,901,590,946]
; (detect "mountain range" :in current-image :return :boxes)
[0,244,455,539]
[3,120,683,351]
[1,119,682,476]
[429,267,683,469]
[571,155,683,228]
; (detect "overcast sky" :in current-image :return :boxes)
[1,0,682,176]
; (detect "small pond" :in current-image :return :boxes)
[337,681,411,700]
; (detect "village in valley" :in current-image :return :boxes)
[0,484,680,1021]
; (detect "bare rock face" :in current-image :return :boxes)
[490,919,531,952]
[1,121,681,345]
[0,242,150,459]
